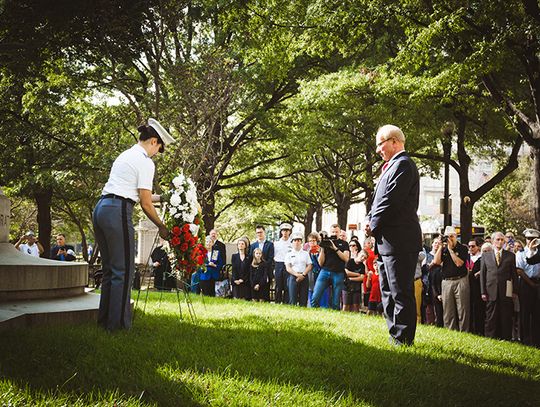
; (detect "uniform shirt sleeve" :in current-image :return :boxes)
[516,251,527,270]
[137,159,155,190]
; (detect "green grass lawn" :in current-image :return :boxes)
[1,292,539,406]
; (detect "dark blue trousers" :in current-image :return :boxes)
[93,197,135,331]
[378,253,418,345]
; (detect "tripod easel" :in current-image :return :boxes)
[134,229,198,324]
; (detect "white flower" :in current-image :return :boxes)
[174,213,181,219]
[170,193,182,207]
[169,207,177,215]
[172,174,185,188]
[189,224,200,235]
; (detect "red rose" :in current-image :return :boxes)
[182,224,190,233]
[184,230,192,239]
[172,226,181,236]
[180,259,188,266]
[196,255,204,265]
[194,217,200,225]
[180,243,189,252]
[170,236,181,247]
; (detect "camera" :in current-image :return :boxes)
[441,236,448,243]
[319,235,336,249]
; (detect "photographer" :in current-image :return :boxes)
[310,224,350,310]
[15,231,44,257]
[433,226,470,332]
[50,233,76,261]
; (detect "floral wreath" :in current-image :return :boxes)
[162,172,207,279]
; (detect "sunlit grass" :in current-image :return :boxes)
[1,292,539,406]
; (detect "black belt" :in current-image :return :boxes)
[444,275,466,281]
[101,194,136,205]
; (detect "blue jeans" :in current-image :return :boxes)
[288,274,309,306]
[310,269,345,310]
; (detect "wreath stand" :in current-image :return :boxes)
[134,229,198,324]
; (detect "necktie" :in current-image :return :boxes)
[382,162,389,173]
[495,251,501,266]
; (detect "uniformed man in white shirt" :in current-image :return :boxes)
[274,222,293,304]
[285,232,312,306]
[93,118,174,331]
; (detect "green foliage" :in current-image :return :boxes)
[475,156,536,235]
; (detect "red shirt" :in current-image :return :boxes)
[363,248,376,291]
[369,272,381,303]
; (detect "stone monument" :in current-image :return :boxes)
[0,188,99,330]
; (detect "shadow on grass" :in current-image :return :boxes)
[1,308,539,406]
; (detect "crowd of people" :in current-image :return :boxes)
[15,231,76,261]
[191,223,540,348]
[422,226,540,347]
[191,223,383,314]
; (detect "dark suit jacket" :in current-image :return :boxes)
[250,240,275,278]
[51,245,76,261]
[213,240,227,263]
[231,253,250,282]
[369,152,422,255]
[480,249,518,301]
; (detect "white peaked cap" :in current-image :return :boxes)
[443,226,457,236]
[148,118,175,145]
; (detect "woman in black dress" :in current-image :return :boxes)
[250,248,268,302]
[231,236,251,299]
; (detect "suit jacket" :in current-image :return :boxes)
[231,253,250,282]
[369,152,422,255]
[213,240,227,263]
[480,249,518,301]
[201,247,224,281]
[250,240,275,278]
[50,245,76,261]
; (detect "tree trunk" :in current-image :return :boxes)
[315,206,323,232]
[336,198,351,231]
[34,188,52,258]
[459,197,474,245]
[202,193,215,232]
[533,146,540,229]
[304,206,316,240]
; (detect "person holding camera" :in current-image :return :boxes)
[15,231,44,257]
[433,226,470,332]
[310,224,350,310]
[50,234,76,261]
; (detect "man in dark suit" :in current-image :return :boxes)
[368,125,422,346]
[480,231,518,340]
[209,229,227,264]
[50,233,76,261]
[251,225,275,301]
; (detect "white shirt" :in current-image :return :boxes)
[19,243,40,257]
[517,249,540,278]
[102,144,155,202]
[274,238,292,262]
[285,248,311,274]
